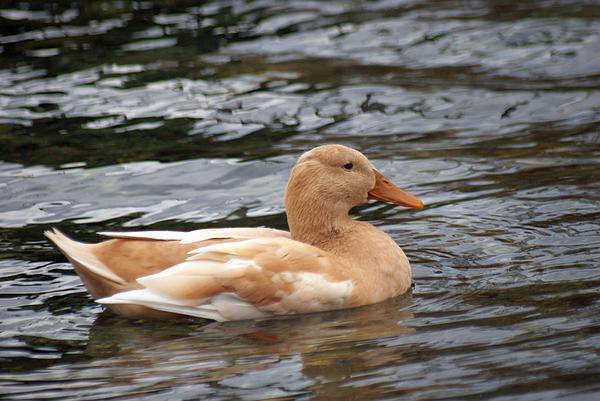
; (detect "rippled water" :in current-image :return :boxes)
[1,0,600,399]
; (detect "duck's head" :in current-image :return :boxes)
[285,144,424,217]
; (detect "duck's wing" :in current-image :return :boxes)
[44,227,291,300]
[97,237,355,321]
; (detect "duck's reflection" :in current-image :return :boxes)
[84,293,415,399]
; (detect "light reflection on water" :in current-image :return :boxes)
[1,0,600,400]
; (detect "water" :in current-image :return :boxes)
[1,0,600,399]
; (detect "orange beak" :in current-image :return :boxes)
[368,170,424,209]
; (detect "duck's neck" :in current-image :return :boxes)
[285,189,356,249]
[287,205,355,248]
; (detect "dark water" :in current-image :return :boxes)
[1,0,600,399]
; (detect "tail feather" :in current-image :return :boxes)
[44,228,126,285]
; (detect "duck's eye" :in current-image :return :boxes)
[343,162,353,170]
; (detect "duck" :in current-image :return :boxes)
[45,144,423,321]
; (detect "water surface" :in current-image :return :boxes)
[1,1,600,400]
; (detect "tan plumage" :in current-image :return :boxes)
[45,144,423,321]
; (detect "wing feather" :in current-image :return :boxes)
[98,227,290,244]
[97,230,188,241]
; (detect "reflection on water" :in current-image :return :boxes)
[1,0,600,400]
[2,296,414,400]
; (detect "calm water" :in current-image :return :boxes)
[1,0,600,399]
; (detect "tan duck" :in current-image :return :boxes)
[45,144,423,321]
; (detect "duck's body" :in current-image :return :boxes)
[46,145,423,321]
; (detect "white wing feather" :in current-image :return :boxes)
[98,227,290,244]
[98,290,270,321]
